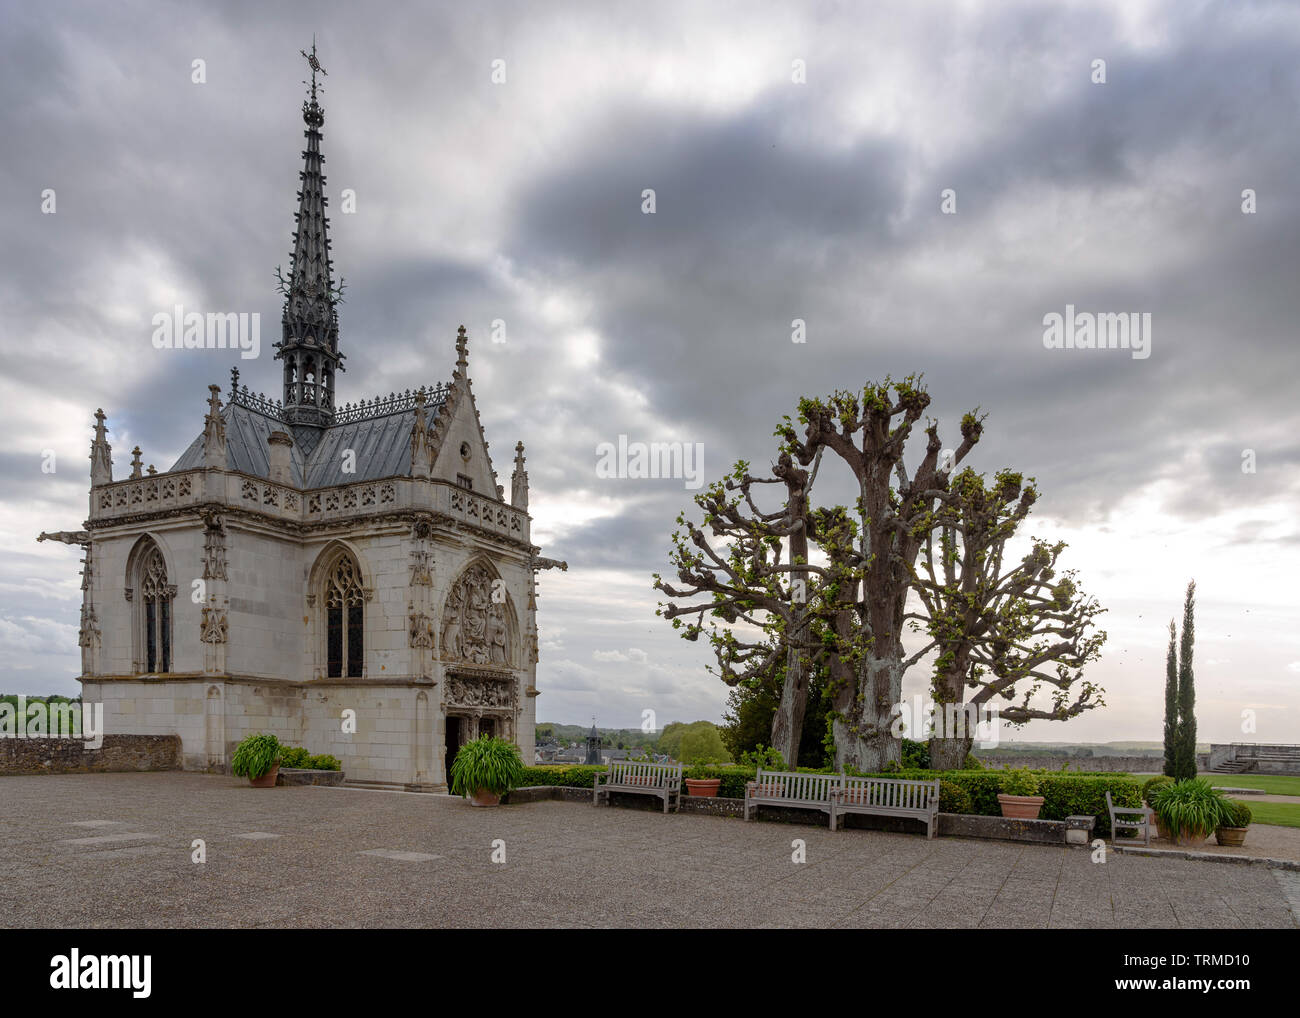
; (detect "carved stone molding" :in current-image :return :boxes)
[444,671,517,711]
[200,606,228,644]
[408,602,434,649]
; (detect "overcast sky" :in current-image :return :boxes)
[2,0,1298,745]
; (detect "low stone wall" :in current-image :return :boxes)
[977,755,1158,773]
[277,768,346,786]
[0,734,182,775]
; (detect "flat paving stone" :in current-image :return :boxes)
[359,849,441,862]
[57,833,158,846]
[1,772,1297,929]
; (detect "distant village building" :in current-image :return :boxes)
[38,45,565,790]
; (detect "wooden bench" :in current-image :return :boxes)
[1105,789,1152,846]
[593,761,683,814]
[830,776,940,838]
[744,769,843,822]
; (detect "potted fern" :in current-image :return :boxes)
[1150,778,1233,847]
[231,732,282,788]
[1214,800,1251,848]
[449,735,525,807]
[996,768,1045,819]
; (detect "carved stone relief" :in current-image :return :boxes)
[440,563,510,666]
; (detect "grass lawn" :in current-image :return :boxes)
[1204,774,1300,796]
[1232,800,1300,829]
[1133,773,1300,797]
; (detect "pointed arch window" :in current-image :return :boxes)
[138,545,173,673]
[325,554,364,678]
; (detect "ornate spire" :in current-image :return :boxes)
[276,39,344,436]
[90,409,112,486]
[455,325,469,378]
[511,441,529,510]
[130,446,143,479]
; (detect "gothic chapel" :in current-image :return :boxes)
[38,46,564,789]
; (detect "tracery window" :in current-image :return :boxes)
[138,545,172,673]
[325,554,364,678]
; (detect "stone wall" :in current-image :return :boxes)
[0,734,181,775]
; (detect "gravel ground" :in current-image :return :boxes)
[1,772,1295,929]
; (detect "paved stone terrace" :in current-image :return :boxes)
[1,773,1296,929]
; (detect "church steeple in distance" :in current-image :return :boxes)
[275,38,344,439]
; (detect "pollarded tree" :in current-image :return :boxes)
[777,378,983,771]
[658,376,983,772]
[905,467,1107,770]
[653,453,829,768]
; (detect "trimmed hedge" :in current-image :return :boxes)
[516,765,606,789]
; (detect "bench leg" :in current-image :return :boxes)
[829,805,837,833]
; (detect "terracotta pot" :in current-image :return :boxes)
[1214,826,1248,848]
[1171,828,1209,847]
[469,788,502,807]
[685,778,721,797]
[997,793,1045,820]
[1150,810,1169,841]
[249,762,280,788]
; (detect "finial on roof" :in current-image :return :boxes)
[455,325,469,375]
[130,446,143,479]
[90,409,113,486]
[300,35,327,127]
[230,366,240,399]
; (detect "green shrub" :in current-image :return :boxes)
[739,744,787,770]
[449,736,525,798]
[1141,774,1173,804]
[963,754,984,770]
[231,733,281,780]
[1151,779,1233,839]
[515,765,607,789]
[998,768,1041,797]
[1222,801,1251,828]
[306,753,341,771]
[278,746,311,769]
[938,780,973,814]
[1037,775,1142,836]
[902,739,931,769]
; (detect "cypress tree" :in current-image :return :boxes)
[1162,619,1178,778]
[1174,580,1197,781]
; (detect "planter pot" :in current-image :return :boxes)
[1152,813,1170,841]
[685,778,721,797]
[1170,829,1209,848]
[469,788,501,807]
[997,793,1045,820]
[249,762,280,788]
[1214,826,1248,848]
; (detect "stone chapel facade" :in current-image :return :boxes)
[38,48,564,790]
